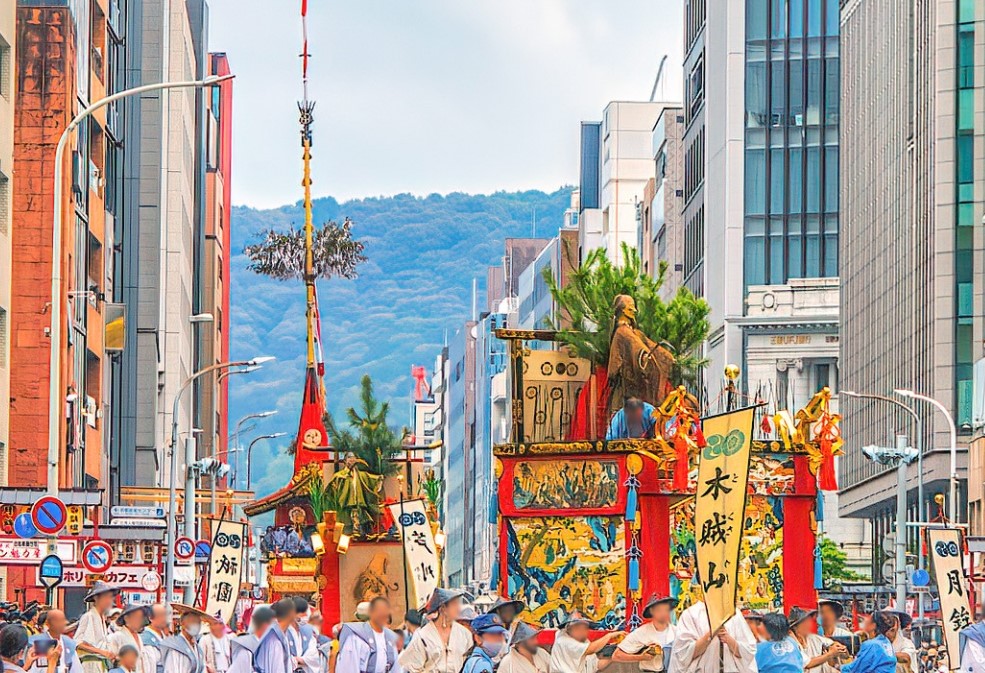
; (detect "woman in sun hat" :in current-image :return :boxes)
[397,589,473,673]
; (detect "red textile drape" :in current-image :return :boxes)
[568,366,611,440]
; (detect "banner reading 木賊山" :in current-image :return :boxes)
[694,407,756,634]
[929,528,970,670]
[388,499,439,609]
[205,520,247,625]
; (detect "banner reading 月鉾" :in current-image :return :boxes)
[929,527,970,670]
[388,499,440,610]
[205,519,247,625]
[694,407,756,634]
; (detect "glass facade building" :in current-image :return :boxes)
[743,0,840,288]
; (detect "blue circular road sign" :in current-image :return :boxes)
[912,568,931,587]
[14,513,37,539]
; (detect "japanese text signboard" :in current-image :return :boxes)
[694,407,755,634]
[0,538,77,565]
[35,564,157,589]
[205,520,246,624]
[388,499,439,610]
[929,528,968,670]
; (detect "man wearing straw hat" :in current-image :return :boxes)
[788,606,846,673]
[613,595,678,671]
[108,606,148,673]
[497,623,550,673]
[397,589,472,673]
[549,612,622,673]
[159,605,215,673]
[76,581,120,673]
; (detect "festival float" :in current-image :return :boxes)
[241,0,443,628]
[490,293,843,631]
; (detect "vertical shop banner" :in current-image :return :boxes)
[388,499,439,609]
[694,407,756,634]
[929,528,970,670]
[205,520,247,624]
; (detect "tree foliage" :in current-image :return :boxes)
[244,217,366,281]
[324,374,403,477]
[820,535,867,588]
[543,243,711,385]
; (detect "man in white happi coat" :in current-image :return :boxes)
[29,611,83,673]
[255,599,296,673]
[228,608,275,673]
[613,596,678,672]
[140,606,170,673]
[76,582,120,673]
[497,623,551,673]
[397,589,473,673]
[549,612,622,673]
[109,606,148,673]
[159,605,212,673]
[336,597,401,673]
[286,599,319,673]
[200,620,232,673]
[671,601,758,673]
[886,612,918,673]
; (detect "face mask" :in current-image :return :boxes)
[186,623,202,638]
[480,641,504,658]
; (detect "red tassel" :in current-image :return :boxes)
[818,439,838,491]
[673,435,690,492]
[692,422,707,448]
[760,414,772,435]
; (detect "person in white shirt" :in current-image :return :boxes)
[818,602,851,639]
[200,621,232,673]
[397,589,473,673]
[228,607,275,673]
[286,598,319,673]
[28,610,83,673]
[788,606,846,672]
[670,600,758,673]
[498,623,550,673]
[336,597,401,673]
[159,604,214,673]
[139,606,169,673]
[75,581,120,673]
[549,612,622,673]
[255,599,295,673]
[108,605,147,673]
[885,612,917,673]
[613,596,678,672]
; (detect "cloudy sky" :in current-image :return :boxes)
[207,1,684,208]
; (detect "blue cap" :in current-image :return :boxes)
[471,613,508,636]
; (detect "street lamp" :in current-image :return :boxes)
[861,436,919,611]
[208,366,263,512]
[896,389,959,523]
[246,433,288,488]
[164,355,273,602]
[46,74,234,498]
[231,411,278,488]
[842,390,927,622]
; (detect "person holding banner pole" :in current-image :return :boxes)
[671,601,757,673]
[841,612,897,673]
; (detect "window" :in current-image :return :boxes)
[746,60,768,128]
[806,147,820,213]
[770,0,786,38]
[807,0,822,36]
[789,148,803,211]
[825,0,839,35]
[805,216,821,277]
[0,307,7,369]
[770,149,785,214]
[824,147,839,212]
[806,59,822,125]
[769,218,785,284]
[744,218,766,286]
[790,0,804,37]
[771,60,787,126]
[787,217,803,278]
[0,38,9,99]
[688,57,705,119]
[747,0,767,40]
[823,215,838,276]
[789,58,804,124]
[745,149,767,215]
[824,58,839,124]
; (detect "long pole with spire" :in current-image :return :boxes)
[299,0,317,370]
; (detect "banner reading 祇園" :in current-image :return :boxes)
[388,499,440,610]
[694,407,756,634]
[929,528,970,671]
[205,520,247,624]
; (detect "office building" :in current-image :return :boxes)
[112,0,213,495]
[578,102,666,264]
[0,0,13,600]
[515,229,578,330]
[839,0,983,566]
[640,105,685,296]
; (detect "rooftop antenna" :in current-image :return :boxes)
[649,55,668,102]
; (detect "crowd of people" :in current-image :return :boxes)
[0,583,975,673]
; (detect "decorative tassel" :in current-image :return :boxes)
[818,439,838,491]
[625,475,640,523]
[627,541,642,592]
[673,435,690,492]
[692,420,707,448]
[760,413,772,435]
[488,484,499,525]
[816,490,825,522]
[628,602,643,630]
[813,545,824,590]
[490,556,500,591]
